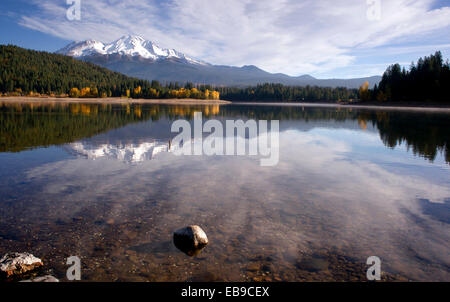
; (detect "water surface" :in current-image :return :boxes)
[0,102,449,281]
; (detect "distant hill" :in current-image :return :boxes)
[58,35,381,89]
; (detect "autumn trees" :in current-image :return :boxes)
[65,85,221,100]
[69,88,80,98]
[165,87,220,100]
[358,81,371,102]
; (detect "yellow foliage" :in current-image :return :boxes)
[148,88,160,98]
[69,87,80,98]
[359,81,370,102]
[134,86,142,96]
[91,87,99,97]
[80,87,91,97]
[210,91,220,100]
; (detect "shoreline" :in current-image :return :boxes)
[2,97,450,112]
[230,102,450,112]
[0,96,231,105]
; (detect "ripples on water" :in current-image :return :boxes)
[0,102,449,281]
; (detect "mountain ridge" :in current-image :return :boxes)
[58,35,381,88]
[57,35,207,65]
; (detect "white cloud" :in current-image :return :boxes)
[17,0,450,76]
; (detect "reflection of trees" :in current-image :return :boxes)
[217,105,362,121]
[1,102,449,164]
[0,102,222,152]
[217,106,450,164]
[358,111,450,164]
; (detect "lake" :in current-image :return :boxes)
[0,101,449,281]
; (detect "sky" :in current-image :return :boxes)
[1,0,450,79]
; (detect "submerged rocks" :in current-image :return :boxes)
[173,225,209,256]
[296,254,329,272]
[20,275,59,282]
[0,252,43,278]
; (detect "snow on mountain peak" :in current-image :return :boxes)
[57,35,206,65]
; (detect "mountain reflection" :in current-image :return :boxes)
[1,102,449,164]
[66,141,172,163]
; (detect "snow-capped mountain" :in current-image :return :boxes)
[57,34,381,88]
[57,35,206,65]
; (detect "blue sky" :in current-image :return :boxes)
[1,0,450,78]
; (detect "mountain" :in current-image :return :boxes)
[57,35,206,65]
[58,35,381,89]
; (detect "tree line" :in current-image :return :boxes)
[218,83,358,102]
[361,51,450,103]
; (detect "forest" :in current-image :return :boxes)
[362,51,450,103]
[218,84,358,102]
[0,45,220,100]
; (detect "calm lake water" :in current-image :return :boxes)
[0,102,449,281]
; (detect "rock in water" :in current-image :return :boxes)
[20,275,59,282]
[173,225,208,256]
[0,252,43,278]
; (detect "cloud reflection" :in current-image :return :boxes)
[25,127,450,280]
